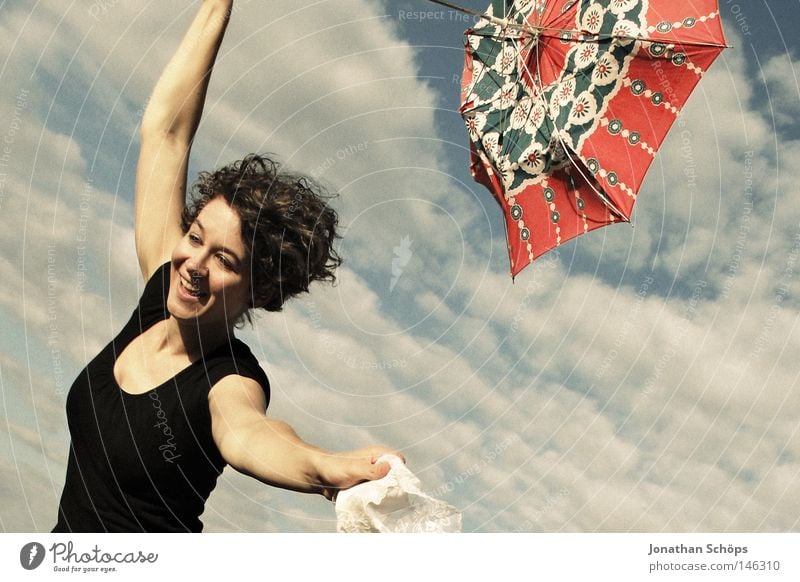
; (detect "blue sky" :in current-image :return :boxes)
[1,0,799,533]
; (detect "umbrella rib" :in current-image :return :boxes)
[565,33,729,50]
[467,23,728,50]
[560,140,627,220]
[427,0,549,37]
[500,34,539,158]
[507,27,627,221]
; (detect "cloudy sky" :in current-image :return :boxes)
[1,0,798,533]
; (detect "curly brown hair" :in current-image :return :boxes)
[181,154,341,321]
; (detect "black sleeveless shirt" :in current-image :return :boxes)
[52,262,270,532]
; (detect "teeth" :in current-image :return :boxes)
[181,278,201,297]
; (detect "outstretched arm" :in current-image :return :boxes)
[209,375,400,499]
[135,0,234,280]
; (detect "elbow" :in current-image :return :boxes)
[217,428,254,474]
[218,420,323,493]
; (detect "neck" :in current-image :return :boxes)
[160,314,234,359]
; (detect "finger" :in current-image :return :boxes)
[367,448,405,464]
[371,459,391,480]
[321,486,338,502]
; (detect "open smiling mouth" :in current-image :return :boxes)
[179,276,207,299]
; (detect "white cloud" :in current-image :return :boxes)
[760,52,800,131]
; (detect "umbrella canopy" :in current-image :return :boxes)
[454,0,727,277]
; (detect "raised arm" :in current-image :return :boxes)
[135,0,234,280]
[208,376,399,499]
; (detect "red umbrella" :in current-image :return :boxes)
[434,0,727,277]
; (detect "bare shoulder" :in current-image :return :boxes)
[209,375,267,414]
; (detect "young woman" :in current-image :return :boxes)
[53,0,398,532]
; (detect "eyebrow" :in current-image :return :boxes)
[194,218,243,265]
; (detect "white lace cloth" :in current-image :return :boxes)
[335,455,462,533]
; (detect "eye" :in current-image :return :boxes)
[188,232,202,245]
[216,254,232,269]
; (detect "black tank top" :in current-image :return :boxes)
[52,262,270,532]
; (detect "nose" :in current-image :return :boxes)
[186,257,209,279]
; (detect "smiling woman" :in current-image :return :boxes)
[180,153,342,320]
[51,0,399,533]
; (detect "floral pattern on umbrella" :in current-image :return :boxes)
[459,0,727,277]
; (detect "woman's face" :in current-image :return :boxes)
[167,196,251,329]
